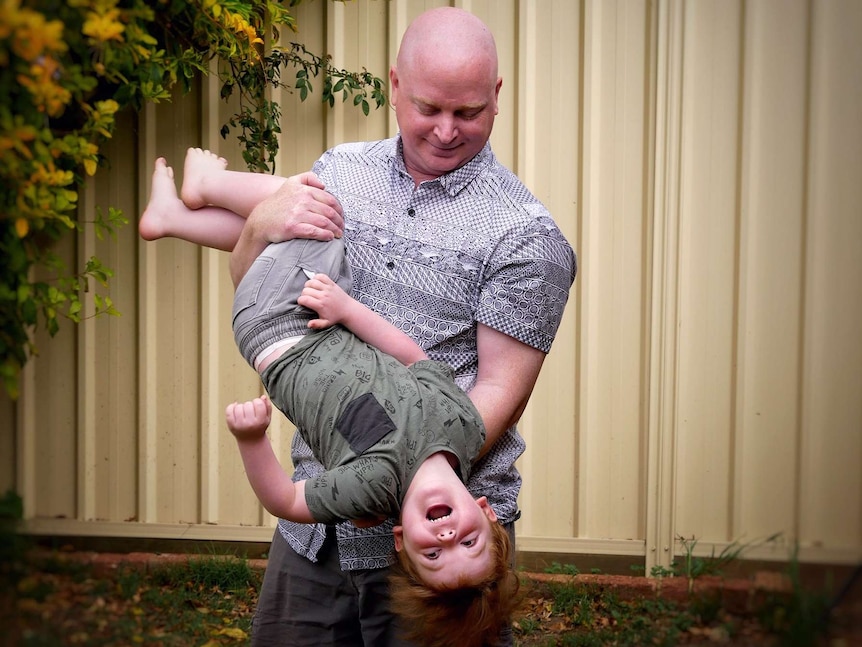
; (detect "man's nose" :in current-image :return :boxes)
[433,117,457,144]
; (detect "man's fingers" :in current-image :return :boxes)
[292,171,326,190]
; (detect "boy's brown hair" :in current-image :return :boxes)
[388,521,521,647]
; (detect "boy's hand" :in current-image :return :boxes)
[225,396,272,441]
[298,273,355,329]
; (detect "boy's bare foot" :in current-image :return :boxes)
[139,157,185,241]
[138,157,185,240]
[180,147,228,209]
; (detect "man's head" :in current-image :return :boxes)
[390,7,502,184]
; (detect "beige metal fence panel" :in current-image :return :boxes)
[670,0,741,553]
[648,0,862,568]
[799,0,862,556]
[514,0,582,545]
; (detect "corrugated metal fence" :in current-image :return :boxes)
[2,0,860,572]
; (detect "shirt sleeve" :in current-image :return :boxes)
[304,461,401,525]
[477,207,577,353]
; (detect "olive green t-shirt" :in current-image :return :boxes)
[261,326,485,523]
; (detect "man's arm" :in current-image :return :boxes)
[469,323,547,457]
[229,172,345,287]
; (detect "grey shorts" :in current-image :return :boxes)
[232,238,353,368]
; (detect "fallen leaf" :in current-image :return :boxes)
[213,626,248,640]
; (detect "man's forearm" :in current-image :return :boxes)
[471,324,547,457]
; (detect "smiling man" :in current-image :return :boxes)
[228,6,578,647]
[388,11,502,184]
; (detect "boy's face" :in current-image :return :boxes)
[393,485,498,590]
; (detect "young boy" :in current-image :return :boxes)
[141,149,519,643]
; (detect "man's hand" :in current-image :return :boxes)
[225,396,272,442]
[255,172,345,243]
[230,173,345,287]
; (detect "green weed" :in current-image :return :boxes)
[545,561,581,576]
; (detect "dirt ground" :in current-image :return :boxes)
[4,549,862,646]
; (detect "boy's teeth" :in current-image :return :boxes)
[427,504,452,521]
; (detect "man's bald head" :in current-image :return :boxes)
[396,7,498,87]
[390,8,502,184]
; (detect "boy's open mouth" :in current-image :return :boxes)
[427,505,452,521]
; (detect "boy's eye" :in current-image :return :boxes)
[461,539,476,547]
[425,550,440,559]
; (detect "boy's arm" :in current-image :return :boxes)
[225,398,315,523]
[300,274,427,366]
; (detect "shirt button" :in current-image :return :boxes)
[386,261,395,269]
[407,208,415,216]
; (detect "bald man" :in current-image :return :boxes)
[236,7,577,646]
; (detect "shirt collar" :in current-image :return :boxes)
[390,134,493,196]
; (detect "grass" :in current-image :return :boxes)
[3,551,262,646]
[1,540,856,646]
[514,579,753,646]
[512,548,856,647]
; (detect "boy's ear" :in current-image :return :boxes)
[392,525,404,551]
[476,496,498,522]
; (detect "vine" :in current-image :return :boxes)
[0,0,387,397]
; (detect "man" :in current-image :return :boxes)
[231,7,577,646]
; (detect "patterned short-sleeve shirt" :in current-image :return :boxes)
[278,136,577,570]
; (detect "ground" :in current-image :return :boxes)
[2,548,860,646]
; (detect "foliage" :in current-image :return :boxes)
[544,562,581,577]
[4,550,856,646]
[0,0,386,398]
[650,533,783,591]
[4,553,263,645]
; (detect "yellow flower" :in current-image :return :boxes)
[30,161,74,187]
[95,99,119,116]
[82,9,125,43]
[15,218,29,238]
[10,7,67,60]
[17,57,71,117]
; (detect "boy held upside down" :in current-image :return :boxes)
[140,149,520,646]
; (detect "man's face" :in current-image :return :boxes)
[390,60,501,184]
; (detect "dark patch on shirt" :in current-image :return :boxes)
[335,393,396,454]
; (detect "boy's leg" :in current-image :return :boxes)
[182,147,286,219]
[139,157,246,251]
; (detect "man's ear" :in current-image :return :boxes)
[392,525,404,551]
[389,66,399,107]
[476,496,498,522]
